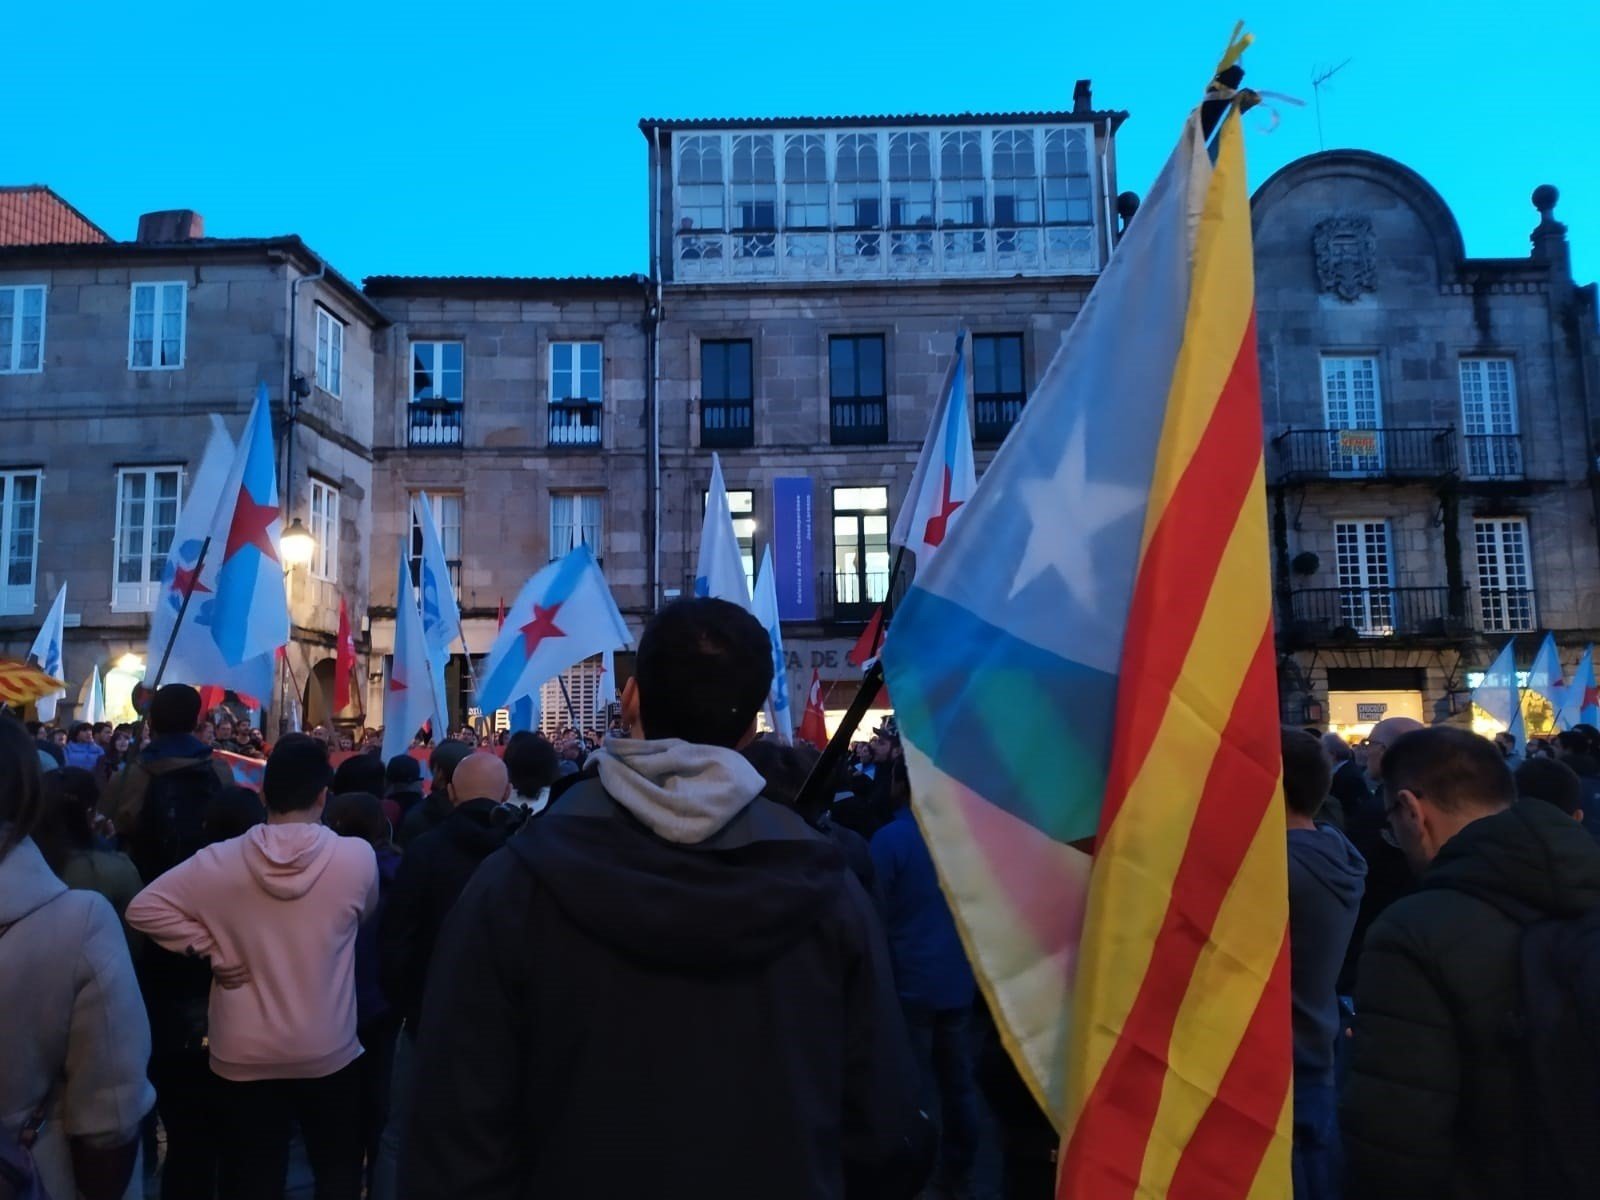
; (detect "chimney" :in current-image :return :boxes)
[1073,79,1093,113]
[135,210,205,243]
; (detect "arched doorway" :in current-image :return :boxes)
[303,656,363,731]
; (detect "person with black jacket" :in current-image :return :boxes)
[395,740,472,848]
[1342,725,1600,1198]
[400,599,932,1200]
[104,684,234,885]
[371,751,512,1200]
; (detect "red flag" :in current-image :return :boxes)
[847,606,885,668]
[797,669,828,749]
[497,597,506,630]
[334,597,356,715]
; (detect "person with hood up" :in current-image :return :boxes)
[125,733,378,1200]
[382,752,425,829]
[401,598,932,1200]
[0,716,155,1200]
[1279,729,1365,1200]
[103,684,234,885]
[371,752,513,1200]
[1342,726,1600,1197]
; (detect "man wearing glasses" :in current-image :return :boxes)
[1342,725,1600,1197]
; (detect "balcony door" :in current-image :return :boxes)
[1322,356,1384,476]
[1475,517,1535,632]
[832,487,889,619]
[1334,520,1394,635]
[1460,359,1522,478]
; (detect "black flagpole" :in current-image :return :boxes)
[150,536,211,692]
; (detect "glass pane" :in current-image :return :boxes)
[413,343,435,400]
[442,341,463,371]
[702,343,726,400]
[829,339,855,398]
[859,338,884,397]
[833,486,887,511]
[552,342,572,373]
[727,490,754,515]
[729,341,752,399]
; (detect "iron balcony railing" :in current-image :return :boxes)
[701,399,754,449]
[1476,587,1538,634]
[407,401,463,447]
[1283,587,1464,642]
[1462,433,1524,480]
[819,568,910,625]
[975,395,1025,444]
[549,399,602,448]
[1272,427,1457,481]
[829,398,888,445]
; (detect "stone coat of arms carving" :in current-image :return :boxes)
[1313,215,1377,301]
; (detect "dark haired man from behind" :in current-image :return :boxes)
[127,733,378,1200]
[403,598,931,1200]
[1515,757,1585,821]
[396,739,472,848]
[1343,726,1600,1198]
[103,683,234,884]
[1280,729,1365,1200]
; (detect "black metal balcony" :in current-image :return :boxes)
[1462,434,1524,480]
[1272,427,1457,481]
[701,399,754,449]
[829,398,888,445]
[1475,588,1538,634]
[1281,587,1465,644]
[549,399,602,448]
[819,569,908,625]
[975,394,1024,444]
[408,401,462,447]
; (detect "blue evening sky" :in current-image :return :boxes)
[14,1,1598,285]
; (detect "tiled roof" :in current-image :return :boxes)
[0,186,111,246]
[638,109,1128,134]
[362,274,649,298]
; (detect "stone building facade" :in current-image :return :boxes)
[0,216,387,726]
[1252,151,1600,735]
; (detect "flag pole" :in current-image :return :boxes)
[792,543,909,822]
[556,674,584,731]
[150,536,212,692]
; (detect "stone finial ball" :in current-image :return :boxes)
[1532,184,1559,214]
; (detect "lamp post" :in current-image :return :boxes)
[277,521,316,735]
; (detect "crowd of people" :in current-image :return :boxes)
[4,603,1600,1200]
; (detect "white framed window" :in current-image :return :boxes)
[1460,358,1522,478]
[112,466,183,611]
[702,488,757,591]
[1475,517,1535,632]
[1321,355,1383,474]
[308,477,339,581]
[128,282,186,370]
[316,307,344,397]
[1333,520,1393,635]
[549,341,602,403]
[550,492,602,560]
[0,286,46,373]
[409,492,462,594]
[0,470,41,615]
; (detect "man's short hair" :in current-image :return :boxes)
[634,598,774,748]
[503,732,560,798]
[385,753,423,787]
[1381,726,1516,814]
[331,751,386,798]
[1515,758,1583,816]
[1281,727,1333,817]
[149,684,203,737]
[1322,732,1354,763]
[742,737,821,810]
[262,733,334,815]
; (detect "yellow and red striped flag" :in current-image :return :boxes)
[883,28,1289,1198]
[0,658,68,708]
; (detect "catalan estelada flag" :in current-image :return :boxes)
[882,34,1289,1197]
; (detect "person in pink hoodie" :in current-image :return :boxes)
[126,733,378,1200]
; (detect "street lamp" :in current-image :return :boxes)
[281,518,315,570]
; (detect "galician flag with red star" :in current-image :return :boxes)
[146,412,274,703]
[475,543,631,716]
[384,541,439,761]
[891,332,976,564]
[209,384,289,666]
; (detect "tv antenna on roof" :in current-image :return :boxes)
[1311,59,1353,150]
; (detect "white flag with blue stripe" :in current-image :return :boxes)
[28,583,67,722]
[752,547,793,743]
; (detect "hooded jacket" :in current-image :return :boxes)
[1286,822,1365,1086]
[125,821,379,1082]
[401,737,931,1200]
[379,797,511,1032]
[1343,800,1600,1198]
[0,836,155,1199]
